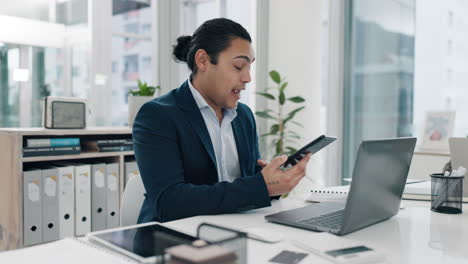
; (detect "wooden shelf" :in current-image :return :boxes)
[0,127,135,251]
[0,127,131,136]
[22,151,135,162]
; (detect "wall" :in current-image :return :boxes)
[267,0,323,194]
[408,152,450,180]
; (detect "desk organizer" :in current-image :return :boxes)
[430,173,464,214]
[197,223,247,264]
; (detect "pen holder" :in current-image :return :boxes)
[430,173,464,214]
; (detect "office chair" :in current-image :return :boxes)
[120,174,145,226]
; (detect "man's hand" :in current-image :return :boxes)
[261,153,311,196]
[257,159,269,168]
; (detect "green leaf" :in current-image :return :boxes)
[256,92,276,100]
[287,106,305,116]
[275,138,283,156]
[285,146,297,155]
[269,124,279,135]
[279,90,285,105]
[286,130,301,137]
[291,121,304,128]
[269,70,281,84]
[131,80,159,96]
[288,96,305,103]
[255,111,276,120]
[280,82,288,92]
[283,106,305,124]
[271,138,279,146]
[286,134,301,140]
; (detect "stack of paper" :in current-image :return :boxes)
[402,181,431,201]
[306,180,443,203]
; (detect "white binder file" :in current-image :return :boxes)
[23,169,43,246]
[124,161,139,186]
[41,167,60,242]
[106,163,120,228]
[75,164,91,236]
[91,164,107,231]
[55,165,75,238]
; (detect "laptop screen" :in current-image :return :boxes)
[341,137,417,234]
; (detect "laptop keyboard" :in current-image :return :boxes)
[299,210,344,230]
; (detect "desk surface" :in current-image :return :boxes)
[164,197,468,264]
[1,197,466,264]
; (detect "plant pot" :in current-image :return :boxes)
[128,95,153,128]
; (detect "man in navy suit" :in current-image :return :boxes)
[133,18,311,223]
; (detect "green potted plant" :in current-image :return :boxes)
[256,70,306,159]
[127,80,160,127]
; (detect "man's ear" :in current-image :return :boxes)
[194,49,210,72]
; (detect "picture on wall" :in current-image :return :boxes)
[420,111,455,151]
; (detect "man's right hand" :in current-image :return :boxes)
[261,153,312,196]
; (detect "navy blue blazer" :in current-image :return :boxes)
[133,81,271,223]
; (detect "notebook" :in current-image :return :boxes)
[402,181,431,201]
[306,185,349,203]
[307,180,433,203]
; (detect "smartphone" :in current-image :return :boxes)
[292,240,386,264]
[323,245,386,264]
[282,135,337,168]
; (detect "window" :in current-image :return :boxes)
[343,0,415,180]
[0,0,50,22]
[0,44,21,127]
[178,0,256,108]
[343,0,468,182]
[31,47,64,127]
[0,44,64,127]
[414,1,468,140]
[111,0,154,126]
[0,0,87,128]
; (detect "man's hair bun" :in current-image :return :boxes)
[172,35,192,62]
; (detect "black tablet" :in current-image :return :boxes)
[87,223,197,263]
[282,135,337,168]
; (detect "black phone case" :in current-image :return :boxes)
[282,135,336,167]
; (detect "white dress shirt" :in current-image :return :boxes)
[188,79,241,182]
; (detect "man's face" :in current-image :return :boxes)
[202,37,255,110]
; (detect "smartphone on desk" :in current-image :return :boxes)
[282,135,337,168]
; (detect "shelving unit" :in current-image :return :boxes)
[0,127,134,251]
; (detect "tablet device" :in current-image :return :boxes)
[87,222,197,263]
[282,135,337,168]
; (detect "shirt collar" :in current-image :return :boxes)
[188,78,210,110]
[187,78,237,119]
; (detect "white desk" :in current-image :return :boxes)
[164,197,468,264]
[1,197,467,264]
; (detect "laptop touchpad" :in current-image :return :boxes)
[297,202,345,219]
[267,202,345,223]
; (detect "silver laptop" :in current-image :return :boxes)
[265,138,417,236]
[449,137,468,198]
